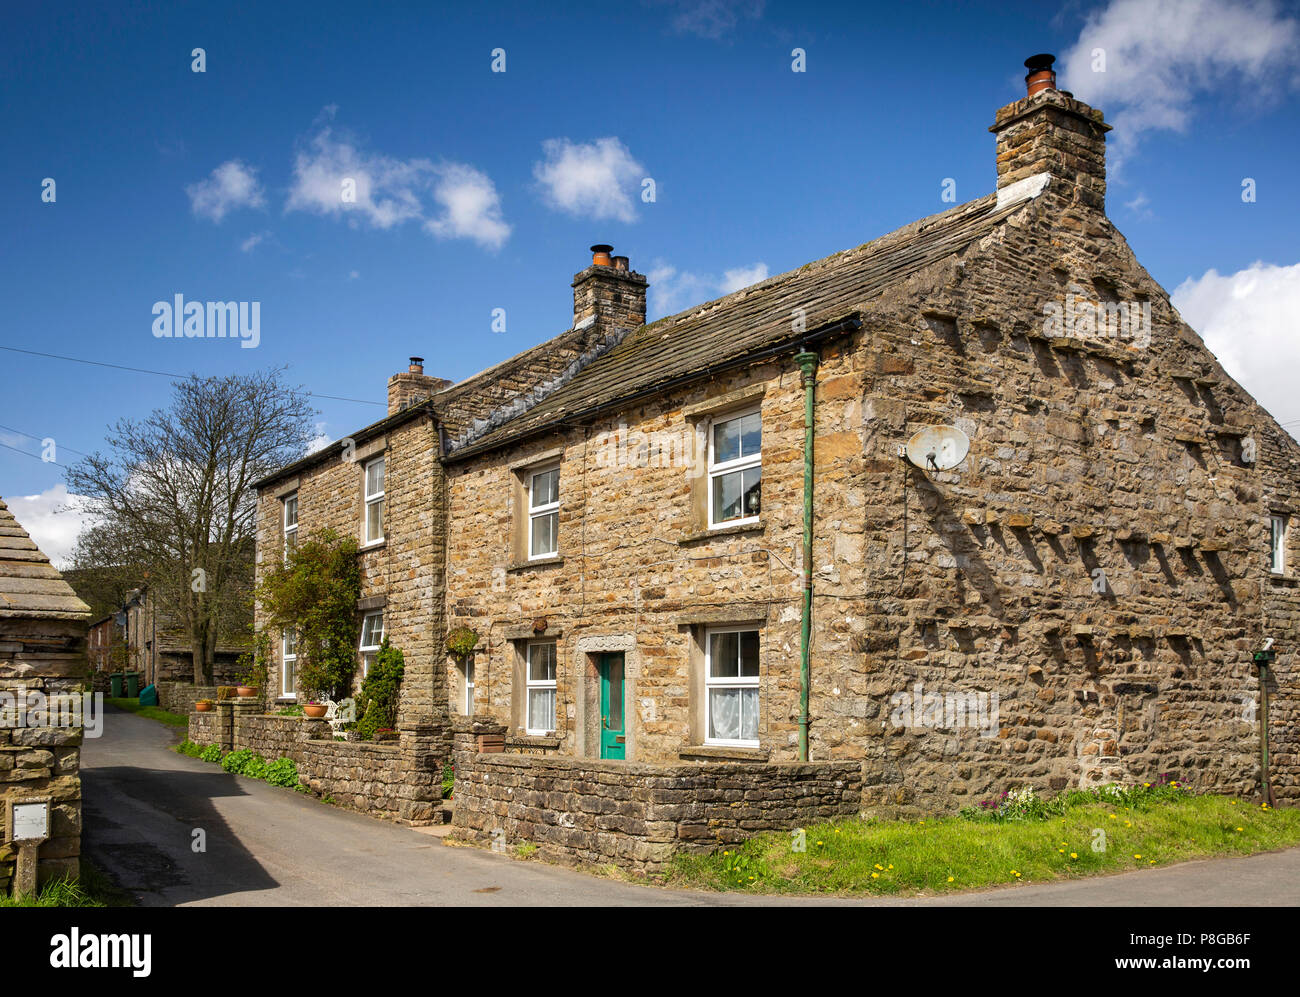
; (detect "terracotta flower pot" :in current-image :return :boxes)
[303,704,328,718]
[195,702,213,713]
[236,686,258,698]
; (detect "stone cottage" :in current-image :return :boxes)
[0,497,91,895]
[248,55,1296,864]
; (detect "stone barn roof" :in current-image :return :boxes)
[0,496,91,619]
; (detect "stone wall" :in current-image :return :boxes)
[157,682,218,715]
[185,706,441,823]
[450,721,862,873]
[0,617,87,892]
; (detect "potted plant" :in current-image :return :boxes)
[195,699,215,713]
[235,631,270,699]
[216,685,238,701]
[302,701,328,719]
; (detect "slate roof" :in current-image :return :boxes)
[0,496,92,619]
[447,191,1026,460]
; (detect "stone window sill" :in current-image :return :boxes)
[508,555,564,572]
[359,540,387,553]
[679,744,770,762]
[678,521,765,545]
[507,734,561,749]
[1269,574,1298,587]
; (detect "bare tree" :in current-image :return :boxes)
[67,368,316,683]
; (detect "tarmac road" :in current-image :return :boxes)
[80,706,1300,907]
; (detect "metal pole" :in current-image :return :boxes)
[795,351,819,762]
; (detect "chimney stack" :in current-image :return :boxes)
[572,244,647,335]
[387,355,452,415]
[990,53,1112,212]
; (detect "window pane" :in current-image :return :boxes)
[740,688,759,741]
[709,632,739,677]
[283,630,296,655]
[531,468,559,508]
[529,642,556,681]
[712,469,743,523]
[284,660,295,695]
[713,417,740,465]
[530,511,557,556]
[739,412,761,458]
[708,688,740,741]
[528,688,556,731]
[739,631,760,676]
[361,613,383,648]
[366,499,384,542]
[741,466,761,518]
[366,459,384,497]
[607,657,623,730]
[284,496,297,528]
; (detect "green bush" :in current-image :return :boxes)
[244,754,269,780]
[176,739,205,758]
[265,757,299,788]
[220,748,252,774]
[355,639,405,740]
[200,744,222,763]
[441,761,455,799]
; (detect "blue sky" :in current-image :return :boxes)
[3,0,1299,562]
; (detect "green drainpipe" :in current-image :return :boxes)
[795,350,819,762]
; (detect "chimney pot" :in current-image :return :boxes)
[590,244,614,267]
[1024,53,1056,96]
[409,356,424,374]
[612,255,629,271]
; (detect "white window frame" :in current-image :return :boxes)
[281,629,298,700]
[707,407,762,528]
[704,626,760,748]
[1271,514,1288,575]
[525,640,557,734]
[464,657,475,715]
[359,611,384,677]
[527,465,560,560]
[282,493,298,562]
[363,457,385,546]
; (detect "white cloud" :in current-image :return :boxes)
[305,424,333,454]
[1172,260,1300,430]
[286,125,510,249]
[1059,0,1300,165]
[348,270,360,280]
[240,230,270,253]
[186,160,266,222]
[647,259,768,317]
[5,485,96,570]
[423,163,511,250]
[533,138,645,223]
[719,263,770,293]
[655,0,765,38]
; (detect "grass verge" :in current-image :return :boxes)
[104,697,189,728]
[0,859,134,908]
[666,784,1300,896]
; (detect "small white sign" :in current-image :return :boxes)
[11,802,49,842]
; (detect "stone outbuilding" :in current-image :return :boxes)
[0,496,91,895]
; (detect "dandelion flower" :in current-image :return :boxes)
[1134,854,1142,859]
[874,863,884,870]
[1058,848,1065,854]
[947,876,954,882]
[1236,827,1244,832]
[1070,852,1078,859]
[871,872,879,879]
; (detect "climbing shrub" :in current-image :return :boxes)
[256,528,362,701]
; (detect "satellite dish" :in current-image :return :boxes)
[905,425,970,472]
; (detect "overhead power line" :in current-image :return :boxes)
[0,345,384,406]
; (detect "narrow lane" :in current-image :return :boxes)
[80,706,1300,907]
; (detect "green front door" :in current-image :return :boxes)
[599,653,626,760]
